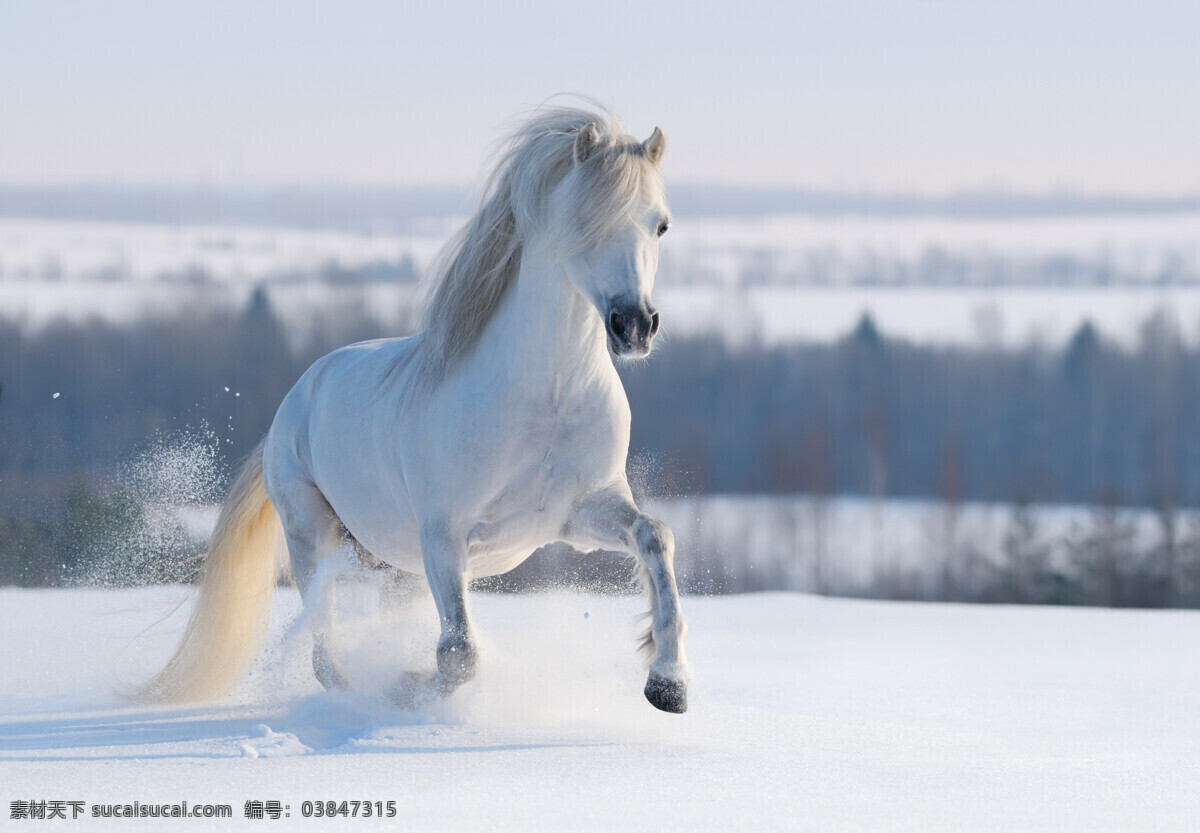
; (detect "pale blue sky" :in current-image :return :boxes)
[1,1,1197,194]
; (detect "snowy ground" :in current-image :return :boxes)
[2,585,1197,831]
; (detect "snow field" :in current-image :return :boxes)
[5,214,1200,349]
[2,584,1198,831]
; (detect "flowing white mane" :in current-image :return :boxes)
[408,105,662,387]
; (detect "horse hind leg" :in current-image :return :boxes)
[273,480,355,691]
[312,628,350,691]
[307,526,418,692]
[321,526,440,708]
[299,539,356,692]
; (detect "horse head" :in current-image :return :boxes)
[557,123,670,359]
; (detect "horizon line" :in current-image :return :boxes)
[1,181,1198,224]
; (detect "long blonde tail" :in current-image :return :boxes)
[139,442,282,703]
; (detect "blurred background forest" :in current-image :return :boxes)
[2,185,1199,607]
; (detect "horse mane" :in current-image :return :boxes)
[395,104,660,393]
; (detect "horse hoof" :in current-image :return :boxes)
[313,653,352,692]
[644,673,687,714]
[316,668,352,692]
[436,634,478,689]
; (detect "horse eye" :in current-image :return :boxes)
[657,221,669,237]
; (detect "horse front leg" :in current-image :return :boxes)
[565,485,690,713]
[419,522,478,696]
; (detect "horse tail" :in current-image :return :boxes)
[138,441,283,703]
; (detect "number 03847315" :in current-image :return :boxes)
[300,801,397,818]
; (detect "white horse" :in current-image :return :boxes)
[143,106,689,713]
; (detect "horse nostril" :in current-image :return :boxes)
[649,311,660,337]
[609,311,626,338]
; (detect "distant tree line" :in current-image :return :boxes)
[626,310,1198,509]
[2,286,1198,597]
[481,495,1200,610]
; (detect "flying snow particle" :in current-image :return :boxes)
[224,387,230,392]
[52,392,60,399]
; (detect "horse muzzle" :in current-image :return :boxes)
[606,301,660,358]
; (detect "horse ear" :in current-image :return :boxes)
[643,127,666,167]
[574,123,600,164]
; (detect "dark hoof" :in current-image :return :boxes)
[315,665,352,692]
[436,634,477,693]
[313,642,351,691]
[644,673,688,714]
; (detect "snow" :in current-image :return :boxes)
[0,217,454,284]
[4,214,1197,287]
[4,214,1200,348]
[2,585,1197,831]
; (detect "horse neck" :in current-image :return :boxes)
[485,237,608,383]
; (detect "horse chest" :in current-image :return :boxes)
[465,378,624,563]
[504,395,616,511]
